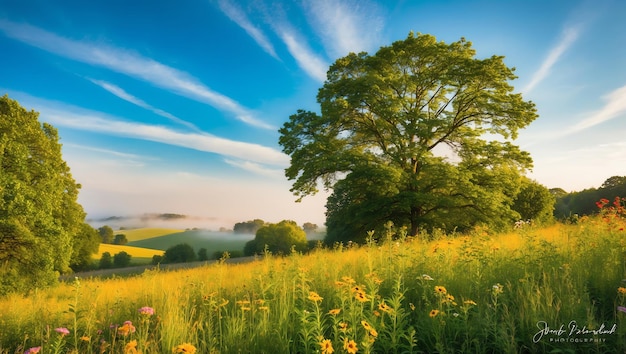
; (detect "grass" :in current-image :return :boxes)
[114,228,185,242]
[1,211,625,353]
[97,244,164,259]
[126,230,253,254]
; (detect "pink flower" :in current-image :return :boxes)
[24,347,42,354]
[54,327,70,337]
[618,306,626,314]
[138,306,155,316]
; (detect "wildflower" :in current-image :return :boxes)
[308,291,323,302]
[240,307,251,311]
[434,286,447,295]
[236,300,251,305]
[80,335,90,341]
[618,306,626,314]
[492,283,504,295]
[422,274,434,281]
[409,303,416,311]
[125,340,138,354]
[172,343,197,353]
[619,287,626,295]
[54,327,70,337]
[463,300,477,306]
[361,320,373,331]
[24,347,41,354]
[343,338,358,354]
[138,306,155,316]
[354,291,369,303]
[254,299,265,305]
[373,310,381,317]
[117,321,136,336]
[342,276,356,284]
[328,308,341,315]
[258,306,270,311]
[378,302,393,313]
[338,322,348,331]
[320,338,334,354]
[429,309,440,318]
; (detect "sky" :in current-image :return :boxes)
[1,0,625,230]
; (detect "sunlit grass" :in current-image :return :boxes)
[1,216,625,353]
[97,243,164,259]
[114,228,184,242]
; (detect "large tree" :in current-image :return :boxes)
[0,95,89,294]
[244,220,307,255]
[279,33,537,242]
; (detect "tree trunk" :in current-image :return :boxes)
[410,205,421,236]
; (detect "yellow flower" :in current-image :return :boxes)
[409,303,416,311]
[369,329,378,338]
[342,276,356,284]
[354,290,369,303]
[338,322,348,331]
[254,299,266,305]
[463,299,477,306]
[258,306,270,311]
[360,320,373,331]
[236,300,250,305]
[429,309,440,318]
[80,336,90,342]
[308,291,323,302]
[124,340,138,354]
[240,307,251,311]
[172,343,197,354]
[320,338,334,354]
[117,321,136,336]
[434,286,447,295]
[618,287,626,295]
[328,308,341,315]
[378,302,393,313]
[343,338,358,354]
[373,310,381,317]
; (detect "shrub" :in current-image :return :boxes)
[164,243,196,263]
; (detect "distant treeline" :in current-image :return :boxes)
[553,176,626,219]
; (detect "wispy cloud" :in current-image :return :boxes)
[224,159,284,179]
[217,0,279,60]
[88,79,204,132]
[0,19,274,130]
[9,93,289,166]
[523,26,580,94]
[274,24,329,82]
[564,84,626,135]
[302,0,383,58]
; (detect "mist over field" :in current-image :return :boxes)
[87,213,234,231]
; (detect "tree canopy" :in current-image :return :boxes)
[279,33,538,243]
[244,220,307,255]
[0,95,94,294]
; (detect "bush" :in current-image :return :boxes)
[113,251,131,268]
[99,252,113,269]
[164,243,196,263]
[198,248,209,261]
[151,254,163,265]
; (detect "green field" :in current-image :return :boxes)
[114,228,185,242]
[126,229,254,254]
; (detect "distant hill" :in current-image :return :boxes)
[127,229,254,254]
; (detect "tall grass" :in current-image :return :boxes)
[1,213,625,353]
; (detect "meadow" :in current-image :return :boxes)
[1,207,625,353]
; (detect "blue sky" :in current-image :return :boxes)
[1,0,625,229]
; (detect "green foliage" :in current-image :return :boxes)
[279,33,537,243]
[98,252,113,269]
[554,175,626,219]
[244,220,307,255]
[164,243,197,263]
[198,247,209,261]
[113,233,128,245]
[69,223,100,271]
[151,254,163,265]
[233,219,265,234]
[98,225,114,244]
[113,251,132,268]
[0,95,87,295]
[512,178,555,223]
